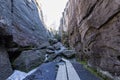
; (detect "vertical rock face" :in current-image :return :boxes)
[0,45,13,80]
[0,0,49,79]
[0,0,13,79]
[12,0,48,47]
[0,0,49,47]
[60,0,120,78]
[0,0,12,35]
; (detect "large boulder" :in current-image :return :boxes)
[13,50,46,72]
[0,46,13,80]
[23,62,57,80]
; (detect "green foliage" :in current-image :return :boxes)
[79,60,87,65]
[62,32,69,47]
[49,28,61,41]
[54,32,61,42]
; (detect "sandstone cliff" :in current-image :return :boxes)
[60,0,120,79]
[0,0,49,79]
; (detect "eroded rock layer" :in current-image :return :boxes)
[60,0,120,79]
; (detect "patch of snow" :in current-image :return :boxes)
[44,54,48,62]
[27,68,38,75]
[7,68,38,80]
[7,70,27,80]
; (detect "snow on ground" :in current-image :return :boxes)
[7,68,38,80]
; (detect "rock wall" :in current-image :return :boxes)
[12,0,48,47]
[60,0,120,79]
[0,0,49,79]
[0,0,49,47]
[0,45,13,80]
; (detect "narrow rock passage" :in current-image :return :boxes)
[8,39,102,80]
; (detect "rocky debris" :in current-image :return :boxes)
[13,50,46,72]
[0,46,13,80]
[49,39,66,55]
[11,37,76,73]
[46,54,58,62]
[60,0,120,79]
[6,38,76,79]
[47,46,55,50]
[62,50,76,58]
[54,46,66,54]
[23,62,57,80]
[44,38,76,62]
[49,38,58,45]
[53,42,65,50]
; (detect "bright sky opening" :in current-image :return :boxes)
[40,0,68,30]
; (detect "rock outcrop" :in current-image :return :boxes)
[12,0,48,47]
[0,0,49,79]
[60,0,120,79]
[1,0,49,47]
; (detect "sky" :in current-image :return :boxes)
[40,0,68,30]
